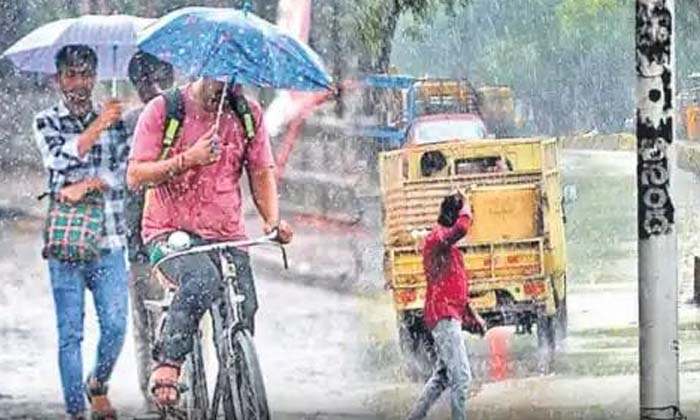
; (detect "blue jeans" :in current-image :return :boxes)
[48,249,128,415]
[407,319,472,420]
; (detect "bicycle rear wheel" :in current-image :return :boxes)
[225,329,270,420]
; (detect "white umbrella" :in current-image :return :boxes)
[1,14,155,96]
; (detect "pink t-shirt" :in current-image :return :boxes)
[129,85,275,244]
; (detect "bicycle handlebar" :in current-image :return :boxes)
[152,231,289,271]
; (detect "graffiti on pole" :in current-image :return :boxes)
[636,0,674,240]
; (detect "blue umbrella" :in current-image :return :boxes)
[137,6,332,91]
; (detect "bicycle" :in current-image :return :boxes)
[143,231,288,420]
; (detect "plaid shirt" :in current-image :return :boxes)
[33,101,130,251]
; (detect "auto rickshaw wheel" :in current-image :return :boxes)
[555,296,568,341]
[397,309,437,382]
[536,313,556,374]
[536,313,556,353]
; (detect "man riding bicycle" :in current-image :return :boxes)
[126,76,293,407]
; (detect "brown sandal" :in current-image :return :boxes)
[149,361,182,407]
[84,376,117,420]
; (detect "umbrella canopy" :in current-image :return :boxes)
[1,14,154,80]
[137,7,332,91]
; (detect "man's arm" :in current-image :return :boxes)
[33,102,121,171]
[76,120,108,158]
[127,154,188,190]
[34,113,86,171]
[243,97,292,243]
[435,212,472,247]
[126,94,219,190]
[127,125,218,190]
[464,303,486,336]
[57,177,106,204]
[248,167,293,243]
[248,167,279,227]
[76,99,122,157]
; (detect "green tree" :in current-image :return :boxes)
[391,0,635,134]
[352,0,470,72]
[391,0,700,135]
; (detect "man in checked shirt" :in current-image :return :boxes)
[32,45,128,420]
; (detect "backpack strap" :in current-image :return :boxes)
[157,86,255,160]
[228,89,256,142]
[159,88,185,160]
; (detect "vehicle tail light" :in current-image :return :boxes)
[507,255,521,264]
[523,282,545,296]
[395,289,417,305]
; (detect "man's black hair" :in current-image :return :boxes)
[55,45,97,73]
[128,51,173,86]
[437,193,464,227]
[420,150,447,177]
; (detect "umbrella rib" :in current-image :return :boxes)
[199,21,224,77]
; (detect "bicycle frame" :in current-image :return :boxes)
[151,233,288,272]
[144,232,287,420]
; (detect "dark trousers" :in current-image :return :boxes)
[155,247,258,363]
[129,260,163,402]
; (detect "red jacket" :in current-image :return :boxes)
[422,211,472,330]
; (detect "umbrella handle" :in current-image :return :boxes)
[111,45,118,98]
[214,78,229,133]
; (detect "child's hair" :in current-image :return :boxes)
[437,193,464,227]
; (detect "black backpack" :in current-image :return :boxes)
[158,87,257,159]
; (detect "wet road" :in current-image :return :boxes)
[3,149,700,419]
[0,219,384,419]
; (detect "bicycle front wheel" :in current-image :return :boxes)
[225,329,270,420]
[180,334,209,420]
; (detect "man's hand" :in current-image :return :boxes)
[461,193,473,219]
[95,99,123,131]
[78,99,123,157]
[183,126,219,168]
[455,188,473,221]
[264,220,293,244]
[473,311,487,336]
[464,304,487,337]
[58,183,88,204]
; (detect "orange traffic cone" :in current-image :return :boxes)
[487,327,512,381]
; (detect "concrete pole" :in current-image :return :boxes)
[694,256,700,304]
[636,1,683,419]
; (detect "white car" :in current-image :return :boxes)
[405,113,487,147]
